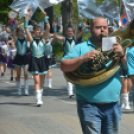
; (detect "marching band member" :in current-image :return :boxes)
[120,66,132,109]
[127,46,134,110]
[24,9,50,106]
[83,22,90,34]
[11,21,29,96]
[7,37,17,81]
[0,41,2,72]
[43,34,57,89]
[76,17,84,44]
[120,47,132,109]
[0,37,8,76]
[53,21,84,98]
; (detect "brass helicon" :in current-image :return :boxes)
[64,19,134,87]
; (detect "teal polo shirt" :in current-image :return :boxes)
[62,38,121,103]
[127,46,134,76]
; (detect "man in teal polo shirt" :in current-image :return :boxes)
[126,47,134,114]
[61,17,126,134]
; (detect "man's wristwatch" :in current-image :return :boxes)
[120,53,126,58]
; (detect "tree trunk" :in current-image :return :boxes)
[45,7,53,33]
[61,0,75,36]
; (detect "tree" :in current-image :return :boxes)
[32,8,44,24]
[61,0,75,35]
[54,0,120,21]
[0,0,14,24]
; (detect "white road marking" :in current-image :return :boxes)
[60,100,76,105]
[5,82,15,85]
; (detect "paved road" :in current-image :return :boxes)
[0,63,134,134]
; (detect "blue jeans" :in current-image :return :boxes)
[77,100,122,134]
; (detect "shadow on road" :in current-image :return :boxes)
[43,87,68,96]
[0,102,36,107]
[0,86,69,97]
[122,110,134,114]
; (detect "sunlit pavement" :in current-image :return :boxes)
[0,62,134,134]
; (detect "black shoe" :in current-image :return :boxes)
[69,95,74,98]
[37,104,41,107]
[1,73,4,76]
[10,77,13,81]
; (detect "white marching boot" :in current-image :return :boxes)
[36,90,43,107]
[41,89,43,95]
[120,93,131,110]
[125,102,131,109]
[25,80,29,96]
[67,82,74,98]
[17,82,22,95]
[48,78,52,88]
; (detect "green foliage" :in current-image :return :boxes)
[53,41,63,59]
[73,0,78,22]
[0,0,14,24]
[31,8,44,23]
[82,32,91,41]
[93,0,119,4]
[53,3,62,20]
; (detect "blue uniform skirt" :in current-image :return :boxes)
[28,56,49,75]
[13,54,29,67]
[0,55,8,64]
[48,55,56,68]
[119,68,128,78]
[7,58,15,69]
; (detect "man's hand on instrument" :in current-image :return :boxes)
[81,50,99,63]
[112,43,125,57]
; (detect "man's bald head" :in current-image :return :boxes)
[90,17,107,28]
